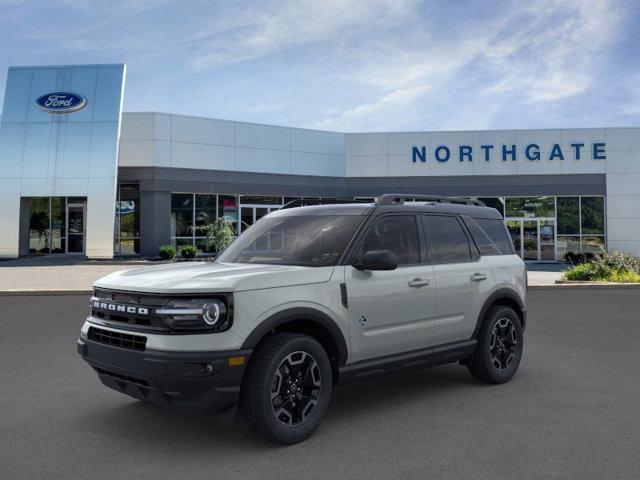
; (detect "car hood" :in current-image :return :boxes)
[93,262,335,294]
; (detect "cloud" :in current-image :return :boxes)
[313,0,625,131]
[0,0,633,131]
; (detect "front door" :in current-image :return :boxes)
[66,203,85,254]
[506,219,556,261]
[345,215,436,363]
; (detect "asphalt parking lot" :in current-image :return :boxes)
[1,290,639,480]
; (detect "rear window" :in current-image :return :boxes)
[466,217,514,255]
[423,215,472,264]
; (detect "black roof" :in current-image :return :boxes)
[272,199,502,220]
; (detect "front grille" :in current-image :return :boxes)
[90,289,168,332]
[88,326,147,351]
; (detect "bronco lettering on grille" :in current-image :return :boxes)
[92,300,149,315]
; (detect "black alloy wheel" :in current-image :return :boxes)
[271,351,322,426]
[241,332,332,444]
[467,305,523,384]
[489,317,518,371]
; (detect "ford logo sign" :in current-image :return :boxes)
[35,92,87,114]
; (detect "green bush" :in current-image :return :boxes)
[192,217,235,254]
[158,245,177,260]
[563,250,640,282]
[180,245,198,259]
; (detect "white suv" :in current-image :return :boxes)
[78,194,527,444]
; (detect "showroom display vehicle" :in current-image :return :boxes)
[78,194,527,444]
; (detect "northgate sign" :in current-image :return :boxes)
[411,142,606,163]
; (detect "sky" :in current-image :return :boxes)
[0,0,639,132]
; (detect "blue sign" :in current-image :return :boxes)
[35,92,87,114]
[412,142,606,163]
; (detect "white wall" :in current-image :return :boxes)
[604,128,640,254]
[345,129,607,177]
[119,113,345,177]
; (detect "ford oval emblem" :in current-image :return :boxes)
[35,92,87,114]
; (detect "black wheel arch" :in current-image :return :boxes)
[473,288,526,338]
[241,307,349,381]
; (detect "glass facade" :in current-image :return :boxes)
[114,184,140,255]
[170,194,284,253]
[479,195,606,261]
[27,196,86,255]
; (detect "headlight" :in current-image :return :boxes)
[157,298,229,332]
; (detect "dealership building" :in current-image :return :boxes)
[1,63,639,261]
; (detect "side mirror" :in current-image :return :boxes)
[355,249,398,271]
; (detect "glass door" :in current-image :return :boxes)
[66,203,86,254]
[539,220,556,261]
[505,218,556,261]
[522,221,538,260]
[506,220,522,257]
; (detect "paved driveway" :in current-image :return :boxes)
[1,289,639,479]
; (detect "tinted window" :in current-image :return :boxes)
[361,216,420,265]
[475,218,514,255]
[216,215,362,267]
[464,218,501,256]
[423,215,472,264]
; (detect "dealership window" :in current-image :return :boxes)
[218,195,239,236]
[29,198,58,254]
[505,196,555,218]
[171,193,213,251]
[581,197,605,234]
[170,194,286,252]
[557,197,579,235]
[114,184,140,255]
[556,196,605,257]
[27,196,86,255]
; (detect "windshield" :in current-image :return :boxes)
[216,215,363,267]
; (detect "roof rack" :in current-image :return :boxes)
[282,198,372,209]
[375,194,486,207]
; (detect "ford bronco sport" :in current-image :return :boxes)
[78,194,527,444]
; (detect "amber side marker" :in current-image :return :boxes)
[228,356,246,366]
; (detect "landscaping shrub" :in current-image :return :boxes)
[563,250,640,282]
[158,245,177,260]
[563,252,595,265]
[192,217,235,254]
[180,245,198,259]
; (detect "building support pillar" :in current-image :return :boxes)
[139,189,171,257]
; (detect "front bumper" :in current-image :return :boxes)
[77,338,251,417]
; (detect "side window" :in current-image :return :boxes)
[361,215,420,265]
[423,215,472,264]
[463,217,501,256]
[475,218,514,255]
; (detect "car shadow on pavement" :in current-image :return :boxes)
[78,363,484,449]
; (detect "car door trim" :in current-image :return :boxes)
[337,339,477,384]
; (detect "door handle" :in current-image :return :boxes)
[408,278,430,288]
[470,272,488,282]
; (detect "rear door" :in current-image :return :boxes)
[345,214,436,363]
[422,215,491,345]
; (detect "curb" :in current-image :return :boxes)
[0,290,92,296]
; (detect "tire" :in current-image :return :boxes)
[467,306,523,384]
[240,332,333,444]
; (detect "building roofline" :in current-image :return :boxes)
[122,111,638,135]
